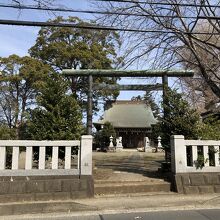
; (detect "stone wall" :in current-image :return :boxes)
[0,175,94,202]
[173,173,220,194]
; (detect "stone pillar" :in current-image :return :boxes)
[80,135,93,175]
[170,135,186,173]
[116,137,123,151]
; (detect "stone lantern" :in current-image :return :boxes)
[158,136,162,149]
[109,135,115,151]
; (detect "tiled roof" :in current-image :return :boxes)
[95,101,157,128]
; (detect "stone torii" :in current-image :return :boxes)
[62,69,194,135]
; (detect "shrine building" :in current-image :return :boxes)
[94,100,157,148]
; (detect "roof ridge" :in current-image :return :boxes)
[114,100,146,105]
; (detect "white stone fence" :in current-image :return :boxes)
[171,135,220,173]
[0,135,93,176]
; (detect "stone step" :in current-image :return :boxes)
[95,180,171,195]
[94,179,169,185]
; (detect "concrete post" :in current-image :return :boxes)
[192,145,198,167]
[171,135,186,173]
[0,147,6,170]
[215,146,219,166]
[80,135,93,175]
[25,146,33,170]
[204,146,209,167]
[12,146,19,170]
[65,146,72,169]
[52,146,59,169]
[39,146,46,170]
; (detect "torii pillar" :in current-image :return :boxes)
[162,75,168,118]
[87,75,93,135]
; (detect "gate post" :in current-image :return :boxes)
[80,135,93,175]
[171,135,186,173]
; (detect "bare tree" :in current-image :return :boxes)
[6,0,220,109]
[179,23,220,112]
[0,55,49,137]
[93,0,220,107]
[11,0,57,7]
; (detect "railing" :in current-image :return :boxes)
[171,135,220,173]
[0,135,93,176]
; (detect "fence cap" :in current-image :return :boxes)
[171,135,185,139]
[81,135,93,139]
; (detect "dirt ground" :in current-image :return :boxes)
[93,150,169,183]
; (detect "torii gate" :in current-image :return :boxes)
[62,69,194,135]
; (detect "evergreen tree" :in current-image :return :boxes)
[197,114,220,140]
[29,16,122,112]
[160,88,200,149]
[143,92,160,118]
[131,92,160,118]
[25,73,83,140]
[0,125,16,140]
[94,122,116,150]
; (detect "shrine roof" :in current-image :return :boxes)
[94,101,157,128]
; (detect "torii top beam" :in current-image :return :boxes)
[62,69,194,77]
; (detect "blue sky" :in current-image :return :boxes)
[0,0,90,56]
[0,0,164,121]
[0,2,91,56]
[0,0,152,99]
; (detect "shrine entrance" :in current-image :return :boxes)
[62,69,194,135]
[120,130,145,148]
[62,69,194,195]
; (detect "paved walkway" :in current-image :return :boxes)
[93,151,168,183]
[3,193,220,219]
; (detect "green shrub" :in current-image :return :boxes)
[94,122,116,150]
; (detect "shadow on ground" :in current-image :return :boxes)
[93,151,170,182]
